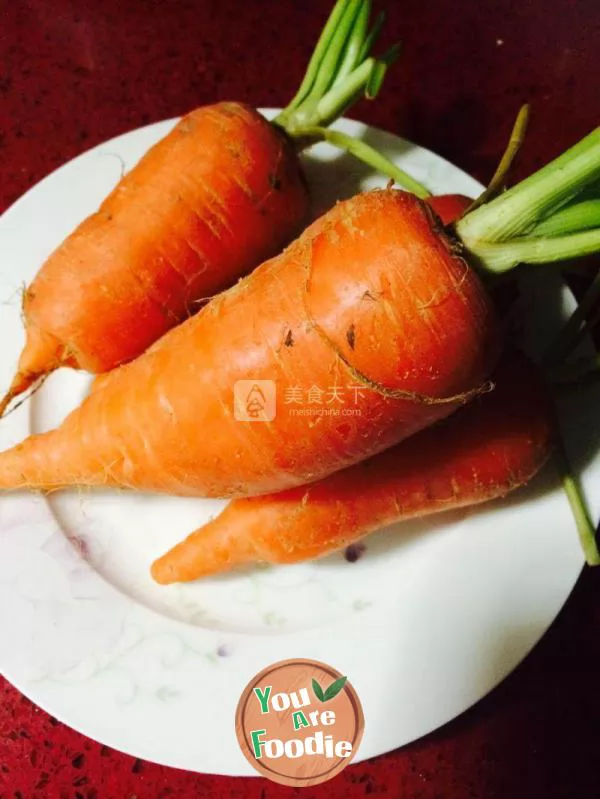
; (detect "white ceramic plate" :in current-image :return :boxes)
[0,111,597,775]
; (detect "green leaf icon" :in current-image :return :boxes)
[323,676,348,702]
[312,675,348,703]
[312,678,325,702]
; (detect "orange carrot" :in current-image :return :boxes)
[3,119,598,501]
[0,0,405,416]
[152,351,553,583]
[0,189,499,497]
[84,192,471,399]
[3,103,308,408]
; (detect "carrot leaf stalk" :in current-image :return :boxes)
[466,103,530,213]
[295,103,534,207]
[553,426,600,566]
[541,262,600,564]
[293,125,432,198]
[462,229,600,274]
[275,0,393,132]
[272,0,424,188]
[455,128,600,272]
[545,282,600,561]
[457,128,600,244]
[530,199,600,238]
[277,9,533,200]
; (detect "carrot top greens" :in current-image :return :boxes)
[275,0,399,133]
[456,128,600,271]
[273,0,431,198]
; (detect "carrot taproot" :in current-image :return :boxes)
[0,0,412,417]
[0,188,499,497]
[151,351,553,583]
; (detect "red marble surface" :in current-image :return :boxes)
[0,0,599,796]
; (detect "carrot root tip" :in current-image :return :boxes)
[0,371,43,419]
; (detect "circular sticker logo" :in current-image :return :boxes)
[235,658,364,787]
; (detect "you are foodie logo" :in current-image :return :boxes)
[235,658,364,786]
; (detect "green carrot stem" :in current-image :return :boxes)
[331,0,371,88]
[464,229,600,274]
[357,10,385,62]
[457,128,600,245]
[530,199,600,238]
[298,46,401,131]
[300,0,364,109]
[308,57,377,128]
[466,104,530,213]
[365,42,402,99]
[297,126,431,197]
[553,430,600,566]
[544,269,600,364]
[275,0,365,130]
[277,0,355,124]
[274,0,402,170]
[568,177,600,203]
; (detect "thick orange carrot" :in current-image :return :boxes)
[152,352,553,583]
[0,189,499,497]
[85,193,472,398]
[0,0,407,416]
[84,191,470,406]
[0,102,309,413]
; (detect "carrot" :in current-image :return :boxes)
[44,189,469,409]
[1,130,598,499]
[0,0,411,417]
[151,351,553,583]
[3,103,308,401]
[0,189,499,497]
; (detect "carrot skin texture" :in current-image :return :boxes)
[4,102,309,404]
[152,352,553,583]
[86,193,471,399]
[0,190,499,498]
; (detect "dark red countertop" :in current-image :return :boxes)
[1,0,599,796]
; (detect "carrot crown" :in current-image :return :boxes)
[272,0,431,198]
[274,0,398,133]
[455,128,600,272]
